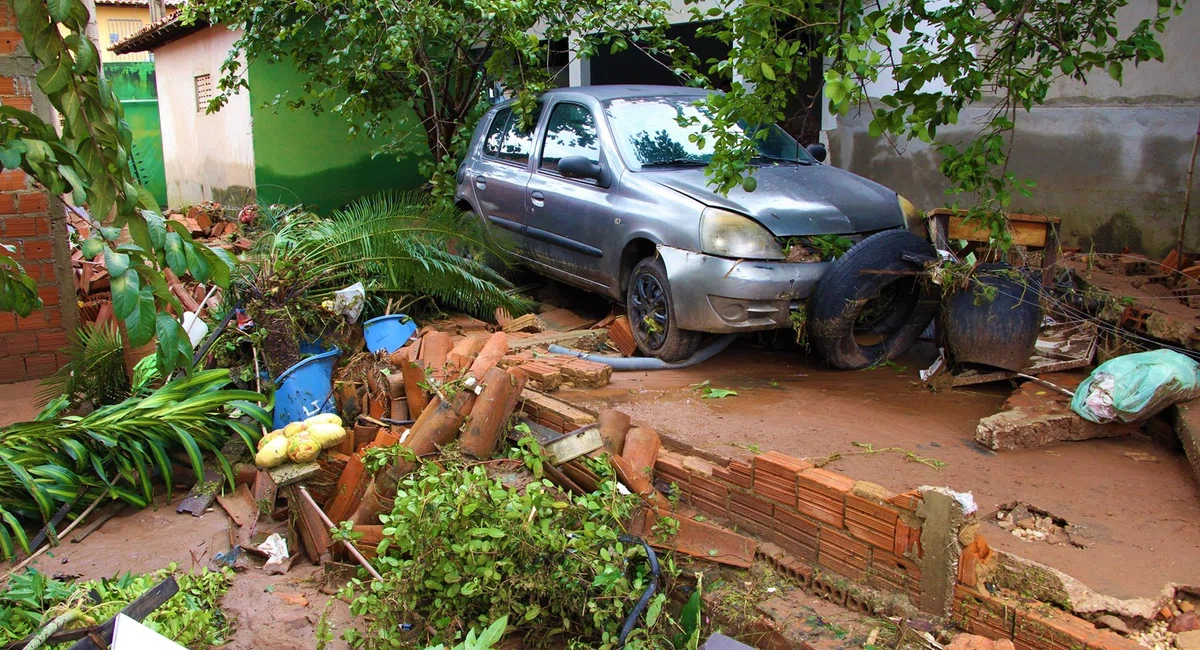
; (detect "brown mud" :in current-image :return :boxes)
[567,341,1200,601]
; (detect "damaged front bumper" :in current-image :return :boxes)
[657,245,830,333]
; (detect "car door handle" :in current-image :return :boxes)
[530,191,545,207]
[474,175,486,190]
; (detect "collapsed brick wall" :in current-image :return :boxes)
[656,447,1147,650]
[0,3,76,383]
[655,450,927,611]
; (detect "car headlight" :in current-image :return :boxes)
[898,195,927,239]
[699,208,785,260]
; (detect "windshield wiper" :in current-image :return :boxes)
[752,154,813,165]
[640,158,708,167]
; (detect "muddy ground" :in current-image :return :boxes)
[19,489,355,650]
[566,340,1200,602]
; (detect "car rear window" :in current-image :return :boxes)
[482,108,510,158]
[497,104,543,164]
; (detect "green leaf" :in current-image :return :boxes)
[110,268,140,320]
[1107,61,1123,82]
[184,243,210,282]
[123,286,156,347]
[80,236,104,259]
[164,232,187,276]
[126,214,153,256]
[70,33,98,74]
[47,0,75,23]
[155,312,181,376]
[35,57,72,95]
[102,246,130,278]
[701,387,737,399]
[760,61,776,81]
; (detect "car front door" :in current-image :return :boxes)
[469,105,543,258]
[525,100,614,290]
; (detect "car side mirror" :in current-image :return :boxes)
[558,155,603,180]
[806,143,827,163]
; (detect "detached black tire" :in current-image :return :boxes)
[808,230,938,369]
[627,257,701,362]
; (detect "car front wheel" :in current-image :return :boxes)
[627,257,701,362]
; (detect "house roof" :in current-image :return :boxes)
[110,10,208,54]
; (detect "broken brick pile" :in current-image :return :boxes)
[654,447,1146,650]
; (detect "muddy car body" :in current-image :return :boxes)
[456,85,931,362]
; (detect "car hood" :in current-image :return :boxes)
[647,164,903,236]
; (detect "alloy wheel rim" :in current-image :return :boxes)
[630,273,668,349]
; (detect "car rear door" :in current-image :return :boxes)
[468,104,543,258]
[524,99,614,290]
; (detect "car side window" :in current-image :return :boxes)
[497,104,543,165]
[539,103,600,173]
[481,108,510,158]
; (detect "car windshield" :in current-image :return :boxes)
[603,96,815,170]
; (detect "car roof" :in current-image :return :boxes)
[539,85,715,101]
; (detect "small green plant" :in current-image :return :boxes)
[809,234,854,260]
[789,305,808,347]
[328,443,689,649]
[0,565,233,647]
[700,387,738,399]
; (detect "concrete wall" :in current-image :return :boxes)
[246,57,427,213]
[154,26,255,208]
[829,0,1200,257]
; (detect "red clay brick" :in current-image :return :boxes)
[844,492,899,550]
[0,169,25,191]
[5,331,37,352]
[0,356,24,382]
[713,459,752,489]
[888,490,922,513]
[869,550,922,604]
[752,451,810,506]
[36,285,58,304]
[0,77,14,96]
[2,96,32,111]
[654,454,689,488]
[36,330,67,352]
[21,240,52,260]
[34,216,49,235]
[24,353,58,377]
[796,468,852,527]
[1012,605,1102,650]
[0,29,22,54]
[16,312,46,330]
[754,451,812,476]
[728,490,774,537]
[772,507,819,562]
[0,194,16,214]
[0,314,16,333]
[45,307,63,327]
[953,585,1017,640]
[2,217,37,237]
[16,192,47,214]
[816,528,870,581]
[894,519,922,558]
[688,473,729,517]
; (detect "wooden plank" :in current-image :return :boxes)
[176,468,222,516]
[267,461,321,488]
[947,217,1050,248]
[67,578,179,650]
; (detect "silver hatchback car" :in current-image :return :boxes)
[455,85,931,362]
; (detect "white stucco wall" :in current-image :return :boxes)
[153,26,255,207]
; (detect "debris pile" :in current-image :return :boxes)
[992,502,1088,548]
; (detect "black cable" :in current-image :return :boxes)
[616,534,661,649]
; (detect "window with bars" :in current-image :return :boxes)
[108,19,147,62]
[194,74,213,112]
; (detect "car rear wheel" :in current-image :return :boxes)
[807,230,937,369]
[627,257,701,362]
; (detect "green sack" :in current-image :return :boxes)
[1071,349,1200,424]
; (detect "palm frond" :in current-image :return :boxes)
[0,368,267,560]
[270,191,533,318]
[36,322,128,409]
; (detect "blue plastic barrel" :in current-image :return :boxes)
[363,314,417,355]
[272,347,341,430]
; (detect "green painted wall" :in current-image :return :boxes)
[106,62,168,208]
[246,58,428,213]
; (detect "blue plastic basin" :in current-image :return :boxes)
[272,347,341,430]
[363,314,417,355]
